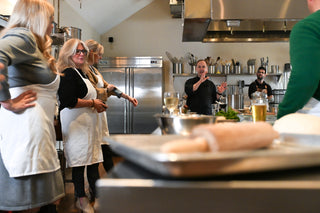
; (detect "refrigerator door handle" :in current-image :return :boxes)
[124,67,134,134]
[124,68,128,134]
[128,68,134,133]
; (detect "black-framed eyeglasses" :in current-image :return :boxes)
[75,49,88,55]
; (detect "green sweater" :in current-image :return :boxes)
[277,10,320,119]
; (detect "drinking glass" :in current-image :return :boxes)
[212,103,218,116]
[164,91,179,115]
[251,93,267,122]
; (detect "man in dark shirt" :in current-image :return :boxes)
[248,66,273,100]
[185,60,227,115]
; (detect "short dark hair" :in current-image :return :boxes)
[257,66,266,74]
[196,59,208,66]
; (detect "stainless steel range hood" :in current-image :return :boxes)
[183,0,310,42]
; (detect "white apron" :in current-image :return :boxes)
[94,72,110,145]
[0,75,61,177]
[60,68,102,167]
[297,97,320,117]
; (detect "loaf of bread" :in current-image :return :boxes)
[160,122,279,153]
[273,113,320,135]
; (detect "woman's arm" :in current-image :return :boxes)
[75,98,107,113]
[120,93,138,106]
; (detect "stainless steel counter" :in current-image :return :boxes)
[97,134,320,212]
[97,160,320,213]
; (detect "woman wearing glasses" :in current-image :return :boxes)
[57,38,107,213]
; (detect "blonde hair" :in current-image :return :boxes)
[1,0,57,73]
[85,39,104,65]
[57,38,90,74]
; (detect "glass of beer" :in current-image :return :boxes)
[164,91,179,115]
[251,96,267,122]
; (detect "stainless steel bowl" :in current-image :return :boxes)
[154,114,215,136]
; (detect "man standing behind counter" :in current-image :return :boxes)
[248,66,273,100]
[277,0,320,119]
[185,60,227,115]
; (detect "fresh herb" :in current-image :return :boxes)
[216,107,240,121]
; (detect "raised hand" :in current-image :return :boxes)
[217,82,227,93]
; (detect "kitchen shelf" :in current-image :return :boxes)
[173,73,281,80]
[173,73,227,77]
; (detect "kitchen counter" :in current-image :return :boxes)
[97,160,320,213]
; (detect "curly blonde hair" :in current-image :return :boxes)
[1,0,56,73]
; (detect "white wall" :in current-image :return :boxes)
[0,0,15,15]
[100,0,290,70]
[0,0,100,42]
[56,0,100,42]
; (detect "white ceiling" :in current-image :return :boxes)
[65,0,155,35]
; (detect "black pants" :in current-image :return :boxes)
[72,163,100,199]
[101,144,114,173]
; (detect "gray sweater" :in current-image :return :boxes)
[0,27,56,101]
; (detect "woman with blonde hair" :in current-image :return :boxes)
[0,0,64,212]
[57,38,107,213]
[85,39,138,175]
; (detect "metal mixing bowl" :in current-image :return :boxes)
[154,113,215,136]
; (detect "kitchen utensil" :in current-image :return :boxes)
[222,65,230,74]
[208,65,215,74]
[272,89,286,104]
[184,52,197,66]
[248,65,255,74]
[179,57,185,64]
[190,65,196,74]
[284,63,291,72]
[172,63,178,74]
[165,51,175,63]
[234,65,241,74]
[214,56,220,65]
[231,59,236,67]
[62,26,82,40]
[154,114,215,136]
[283,70,291,89]
[271,65,279,74]
[228,94,244,110]
[205,57,212,66]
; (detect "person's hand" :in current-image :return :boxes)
[0,90,37,113]
[106,84,116,92]
[261,89,268,94]
[199,72,209,83]
[217,82,227,93]
[128,97,138,107]
[0,62,5,90]
[93,99,108,113]
[0,74,4,90]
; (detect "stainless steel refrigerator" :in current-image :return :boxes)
[98,57,163,134]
